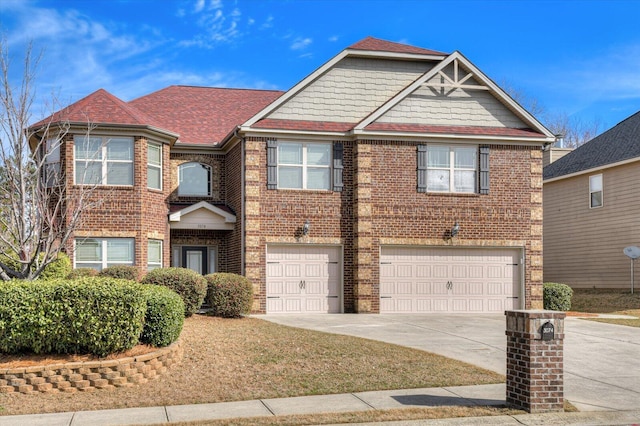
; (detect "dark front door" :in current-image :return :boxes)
[182,247,208,275]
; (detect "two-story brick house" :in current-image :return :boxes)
[29,37,555,314]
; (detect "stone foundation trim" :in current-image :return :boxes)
[0,340,183,394]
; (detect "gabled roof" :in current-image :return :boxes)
[130,86,283,146]
[31,89,165,130]
[348,36,447,56]
[544,111,640,181]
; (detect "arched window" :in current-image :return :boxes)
[178,162,211,196]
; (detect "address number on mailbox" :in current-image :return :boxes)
[540,321,554,341]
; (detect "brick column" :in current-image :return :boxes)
[353,142,373,313]
[505,310,566,413]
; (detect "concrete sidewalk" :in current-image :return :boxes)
[1,384,639,425]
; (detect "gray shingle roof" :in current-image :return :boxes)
[543,111,640,180]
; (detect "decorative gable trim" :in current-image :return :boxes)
[354,51,555,140]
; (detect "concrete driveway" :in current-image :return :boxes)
[262,314,640,412]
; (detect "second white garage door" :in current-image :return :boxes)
[380,247,522,313]
[266,245,342,314]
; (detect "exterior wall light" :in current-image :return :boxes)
[450,221,459,238]
[302,220,310,236]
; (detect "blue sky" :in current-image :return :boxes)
[1,0,639,131]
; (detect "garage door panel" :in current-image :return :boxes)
[381,247,521,313]
[267,245,342,314]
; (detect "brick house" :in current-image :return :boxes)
[29,37,555,314]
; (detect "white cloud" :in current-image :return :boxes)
[260,15,274,30]
[178,0,243,48]
[291,37,312,51]
[328,36,339,42]
[194,0,206,13]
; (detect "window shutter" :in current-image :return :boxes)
[417,144,427,193]
[333,142,344,192]
[267,139,277,190]
[479,145,490,195]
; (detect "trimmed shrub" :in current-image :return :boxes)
[0,277,146,356]
[141,267,207,317]
[544,282,573,311]
[67,268,99,279]
[0,252,71,280]
[38,252,72,280]
[205,273,253,318]
[139,285,185,347]
[99,265,140,281]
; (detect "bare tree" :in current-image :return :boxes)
[502,81,602,148]
[0,39,101,280]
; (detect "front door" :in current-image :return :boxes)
[183,247,208,275]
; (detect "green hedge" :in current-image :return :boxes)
[38,252,72,280]
[99,265,140,281]
[140,285,185,347]
[141,268,207,317]
[0,278,146,356]
[67,268,99,279]
[543,282,573,311]
[205,273,254,318]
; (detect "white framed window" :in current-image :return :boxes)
[278,142,331,190]
[148,142,162,190]
[74,136,133,185]
[147,239,163,271]
[75,238,134,271]
[178,162,211,196]
[427,145,477,193]
[171,246,217,275]
[589,174,603,208]
[44,138,61,187]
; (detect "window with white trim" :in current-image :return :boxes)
[278,142,331,190]
[178,162,211,196]
[589,174,603,208]
[147,239,162,271]
[74,136,133,185]
[75,238,134,271]
[44,138,61,187]
[427,145,477,193]
[147,142,162,190]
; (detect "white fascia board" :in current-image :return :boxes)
[543,156,640,183]
[345,49,446,61]
[239,126,350,140]
[353,129,550,145]
[243,50,350,127]
[169,201,236,223]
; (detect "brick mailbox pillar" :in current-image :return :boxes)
[505,310,566,413]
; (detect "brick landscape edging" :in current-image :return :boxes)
[0,340,183,394]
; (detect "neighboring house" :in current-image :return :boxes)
[543,111,640,289]
[29,37,555,314]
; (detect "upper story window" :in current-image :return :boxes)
[148,142,162,190]
[74,136,133,186]
[277,142,331,190]
[178,162,211,196]
[44,138,61,187]
[426,145,477,193]
[75,237,134,271]
[589,174,603,208]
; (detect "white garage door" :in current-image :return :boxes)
[380,247,521,313]
[266,245,341,314]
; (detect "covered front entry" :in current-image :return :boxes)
[266,245,342,314]
[380,246,522,313]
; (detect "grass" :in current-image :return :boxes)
[0,315,504,417]
[570,288,640,327]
